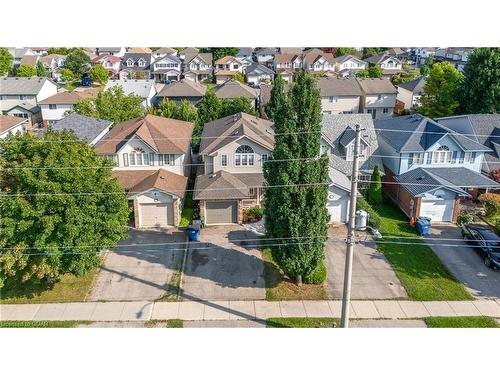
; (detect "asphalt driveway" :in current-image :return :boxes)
[325,225,407,300]
[425,225,500,298]
[88,228,186,301]
[181,225,266,301]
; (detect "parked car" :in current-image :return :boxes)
[461,224,500,268]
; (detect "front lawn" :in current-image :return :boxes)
[424,316,499,328]
[374,202,472,301]
[263,248,328,301]
[267,317,337,328]
[0,269,99,304]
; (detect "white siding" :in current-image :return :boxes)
[40,103,74,122]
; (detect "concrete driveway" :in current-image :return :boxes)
[425,225,500,298]
[88,228,186,301]
[181,225,265,301]
[325,225,407,300]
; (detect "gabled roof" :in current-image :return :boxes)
[364,52,400,65]
[317,77,363,96]
[19,54,38,67]
[92,54,121,63]
[154,54,182,64]
[94,114,193,154]
[179,47,199,55]
[0,115,28,134]
[194,170,254,200]
[184,52,213,65]
[302,52,335,65]
[121,53,152,69]
[237,47,254,56]
[38,89,98,105]
[338,126,356,147]
[398,76,426,94]
[50,113,112,143]
[157,79,206,97]
[213,80,258,100]
[245,63,274,76]
[273,54,301,64]
[97,47,123,53]
[356,78,398,94]
[112,169,187,198]
[127,47,152,53]
[303,48,324,55]
[334,54,365,65]
[0,77,55,95]
[104,79,156,99]
[199,112,274,156]
[215,55,240,65]
[154,47,177,55]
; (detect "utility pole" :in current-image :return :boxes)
[340,124,362,328]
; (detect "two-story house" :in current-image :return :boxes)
[302,52,336,73]
[39,54,67,81]
[320,114,383,223]
[317,77,363,115]
[152,47,178,60]
[364,52,402,77]
[375,115,498,222]
[94,114,194,228]
[182,52,213,83]
[96,47,126,57]
[151,54,182,82]
[334,55,368,77]
[411,47,437,65]
[434,47,472,72]
[357,78,398,119]
[213,80,259,109]
[39,88,99,125]
[0,115,28,139]
[214,56,245,84]
[91,54,121,78]
[50,113,112,146]
[156,79,207,106]
[194,112,274,225]
[0,77,58,125]
[273,54,303,71]
[397,76,425,110]
[104,79,157,107]
[254,48,278,67]
[119,53,153,79]
[8,48,36,68]
[245,63,274,87]
[236,47,254,66]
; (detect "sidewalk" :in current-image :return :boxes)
[2,299,500,322]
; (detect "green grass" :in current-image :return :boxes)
[267,317,338,328]
[144,319,183,328]
[374,202,472,301]
[0,321,91,328]
[166,319,183,328]
[62,80,81,91]
[156,269,183,302]
[263,248,328,301]
[0,268,99,304]
[424,316,499,328]
[202,82,216,90]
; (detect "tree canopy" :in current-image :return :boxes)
[0,131,129,287]
[89,64,109,85]
[0,47,13,76]
[335,47,355,57]
[357,65,383,78]
[219,96,257,117]
[36,60,47,77]
[16,64,37,77]
[60,68,74,82]
[367,165,383,206]
[48,47,70,55]
[64,48,91,77]
[199,47,239,61]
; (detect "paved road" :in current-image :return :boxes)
[181,225,266,301]
[425,225,500,298]
[325,225,407,299]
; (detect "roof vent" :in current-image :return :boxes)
[159,175,165,180]
[416,176,424,181]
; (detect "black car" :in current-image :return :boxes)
[461,224,500,269]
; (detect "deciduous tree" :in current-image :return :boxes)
[200,47,239,62]
[16,64,37,77]
[60,68,74,82]
[89,64,109,85]
[64,48,91,77]
[0,47,13,76]
[220,97,257,117]
[36,61,47,77]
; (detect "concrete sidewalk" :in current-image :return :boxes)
[2,299,500,322]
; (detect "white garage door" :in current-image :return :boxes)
[327,199,349,223]
[139,203,174,227]
[205,201,238,224]
[420,199,454,222]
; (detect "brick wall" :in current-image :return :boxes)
[133,199,139,228]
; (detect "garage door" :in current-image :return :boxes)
[420,199,454,222]
[205,201,238,224]
[139,203,173,227]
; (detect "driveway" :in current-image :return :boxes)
[425,225,500,298]
[88,228,186,301]
[181,225,266,301]
[325,225,407,300]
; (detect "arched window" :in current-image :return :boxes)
[438,145,450,151]
[433,145,452,164]
[235,145,255,166]
[129,148,148,166]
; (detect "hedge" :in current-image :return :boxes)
[356,196,382,229]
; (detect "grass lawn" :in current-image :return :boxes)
[0,268,99,304]
[263,248,328,301]
[61,80,81,91]
[267,317,337,328]
[374,202,472,301]
[0,321,91,328]
[144,319,183,328]
[202,82,216,90]
[424,316,499,328]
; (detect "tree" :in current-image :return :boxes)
[233,72,246,84]
[16,64,37,77]
[48,47,70,55]
[199,47,239,62]
[220,97,257,117]
[64,48,91,77]
[420,57,434,76]
[74,86,145,124]
[335,47,354,57]
[0,47,13,76]
[362,47,388,59]
[356,65,383,78]
[265,74,288,121]
[36,61,47,77]
[89,64,109,85]
[367,165,383,206]
[264,70,329,284]
[0,130,129,287]
[157,97,177,118]
[391,67,420,85]
[197,90,222,125]
[416,61,462,118]
[458,48,500,114]
[60,68,74,82]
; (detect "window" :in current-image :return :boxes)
[221,154,227,166]
[129,153,136,166]
[123,153,129,167]
[432,145,452,164]
[138,59,146,67]
[19,95,27,100]
[464,151,476,163]
[149,153,155,166]
[412,153,424,165]
[126,60,134,67]
[383,108,389,114]
[261,154,269,164]
[159,154,176,166]
[329,96,338,103]
[235,145,254,166]
[106,155,118,166]
[48,104,57,110]
[232,64,239,70]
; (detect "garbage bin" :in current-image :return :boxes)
[416,219,431,236]
[187,224,200,241]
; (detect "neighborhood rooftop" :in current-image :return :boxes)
[50,113,113,143]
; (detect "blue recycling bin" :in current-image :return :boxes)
[187,225,200,241]
[416,219,431,236]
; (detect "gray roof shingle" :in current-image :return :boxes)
[104,79,156,99]
[317,77,363,97]
[0,77,54,95]
[51,113,112,144]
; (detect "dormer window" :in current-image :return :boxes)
[234,145,255,166]
[432,145,452,164]
[138,59,146,67]
[126,59,134,67]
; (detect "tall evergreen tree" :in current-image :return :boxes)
[197,90,221,125]
[36,61,47,77]
[367,165,383,206]
[264,74,287,121]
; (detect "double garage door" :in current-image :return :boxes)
[139,203,174,227]
[205,201,238,225]
[419,199,455,222]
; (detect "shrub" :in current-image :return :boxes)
[244,206,264,222]
[479,193,500,217]
[457,211,474,226]
[356,196,382,229]
[303,261,327,285]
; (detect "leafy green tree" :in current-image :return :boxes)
[356,65,383,78]
[89,64,109,85]
[264,70,329,284]
[362,47,388,59]
[64,48,91,77]
[367,165,383,206]
[197,90,222,125]
[157,97,177,118]
[75,86,145,124]
[458,48,500,113]
[36,61,47,77]
[0,47,13,76]
[200,47,239,61]
[220,97,257,117]
[420,57,434,76]
[335,47,354,57]
[48,47,70,55]
[417,61,462,117]
[233,72,246,83]
[16,64,37,77]
[60,68,74,82]
[174,100,199,123]
[265,74,288,121]
[391,67,420,85]
[0,130,129,287]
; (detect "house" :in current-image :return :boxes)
[273,54,303,71]
[213,80,259,108]
[29,47,50,56]
[254,48,278,67]
[19,54,39,67]
[317,77,363,115]
[236,47,254,64]
[194,112,274,225]
[397,76,425,110]
[50,113,112,145]
[182,52,213,83]
[334,55,367,77]
[8,48,36,68]
[364,52,402,77]
[156,79,206,106]
[0,115,28,139]
[214,56,245,84]
[434,47,472,72]
[127,47,152,54]
[94,114,194,228]
[356,78,398,119]
[152,47,178,60]
[91,54,121,78]
[120,53,153,79]
[321,114,384,222]
[375,115,498,222]
[178,47,200,60]
[275,68,294,83]
[436,114,500,183]
[96,47,126,57]
[245,63,274,86]
[0,77,58,125]
[39,54,67,81]
[411,47,437,65]
[39,89,99,125]
[280,47,303,55]
[302,51,336,72]
[104,79,157,107]
[151,54,182,82]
